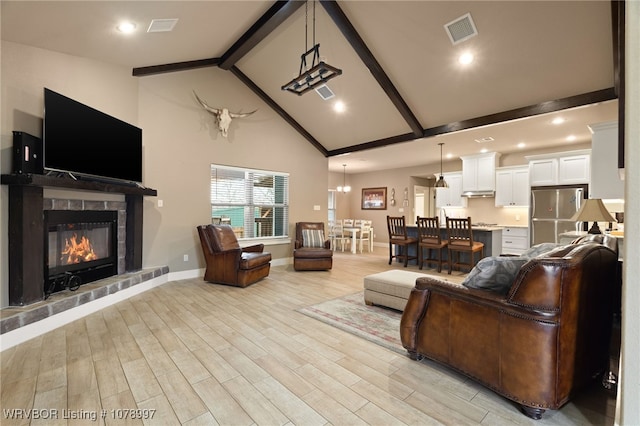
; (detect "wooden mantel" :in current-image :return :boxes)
[1,173,157,306]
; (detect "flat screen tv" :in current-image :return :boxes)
[43,88,143,183]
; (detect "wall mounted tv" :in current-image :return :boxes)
[43,88,143,183]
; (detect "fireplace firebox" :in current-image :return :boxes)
[44,210,118,296]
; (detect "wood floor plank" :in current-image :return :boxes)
[66,357,98,397]
[191,346,240,383]
[221,376,290,425]
[94,355,130,399]
[295,363,368,412]
[156,370,208,423]
[30,386,67,426]
[253,354,317,398]
[167,348,212,385]
[101,390,143,426]
[253,376,327,426]
[302,388,368,426]
[351,380,444,425]
[191,377,252,426]
[120,358,164,403]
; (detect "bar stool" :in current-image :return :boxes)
[416,216,448,273]
[446,217,484,274]
[387,215,418,267]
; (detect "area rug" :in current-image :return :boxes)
[297,292,404,354]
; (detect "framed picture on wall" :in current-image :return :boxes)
[361,187,387,210]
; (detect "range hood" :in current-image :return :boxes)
[462,190,495,198]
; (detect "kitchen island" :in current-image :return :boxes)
[394,225,503,268]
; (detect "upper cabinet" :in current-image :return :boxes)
[589,121,624,200]
[495,166,530,206]
[526,150,591,187]
[435,172,467,208]
[461,152,501,194]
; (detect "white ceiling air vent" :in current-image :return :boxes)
[444,13,478,45]
[147,18,179,33]
[474,137,495,143]
[315,84,335,100]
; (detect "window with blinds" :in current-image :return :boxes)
[210,165,289,239]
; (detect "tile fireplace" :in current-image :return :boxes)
[44,210,118,297]
[1,173,157,306]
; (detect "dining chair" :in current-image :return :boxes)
[343,219,354,227]
[356,220,372,253]
[416,216,448,272]
[386,215,418,267]
[330,220,350,251]
[446,217,484,274]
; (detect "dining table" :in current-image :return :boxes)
[342,226,374,254]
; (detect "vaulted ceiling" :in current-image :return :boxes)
[1,1,622,174]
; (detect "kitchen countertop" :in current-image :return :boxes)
[408,224,503,232]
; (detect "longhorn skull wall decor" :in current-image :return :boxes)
[193,90,257,138]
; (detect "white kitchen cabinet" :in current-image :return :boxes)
[558,154,590,185]
[529,158,558,186]
[435,172,467,208]
[495,166,530,206]
[501,227,529,255]
[589,121,624,199]
[526,150,591,186]
[461,152,501,193]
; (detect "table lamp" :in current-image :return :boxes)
[570,198,616,234]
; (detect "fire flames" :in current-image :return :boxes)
[61,233,98,264]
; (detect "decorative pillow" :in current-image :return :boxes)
[462,256,529,295]
[302,229,325,248]
[521,242,564,259]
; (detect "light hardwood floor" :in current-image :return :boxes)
[1,247,616,425]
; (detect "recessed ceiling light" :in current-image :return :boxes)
[517,142,526,148]
[333,101,346,113]
[458,52,474,65]
[552,117,565,125]
[446,153,453,159]
[566,135,577,142]
[480,148,488,153]
[116,22,136,33]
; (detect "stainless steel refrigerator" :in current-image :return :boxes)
[530,185,587,245]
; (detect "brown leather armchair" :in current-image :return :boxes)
[197,224,271,287]
[293,222,333,271]
[400,236,618,419]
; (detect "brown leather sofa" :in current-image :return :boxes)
[197,224,271,287]
[400,235,618,419]
[293,222,333,271]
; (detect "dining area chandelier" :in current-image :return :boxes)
[337,164,351,193]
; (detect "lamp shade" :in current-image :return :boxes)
[570,198,616,234]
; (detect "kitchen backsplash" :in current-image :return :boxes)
[439,197,530,226]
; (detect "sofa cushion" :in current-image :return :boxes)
[462,256,529,295]
[302,229,326,248]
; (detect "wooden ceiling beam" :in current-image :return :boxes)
[132,58,219,77]
[219,1,305,70]
[611,0,625,169]
[327,88,617,156]
[320,0,424,138]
